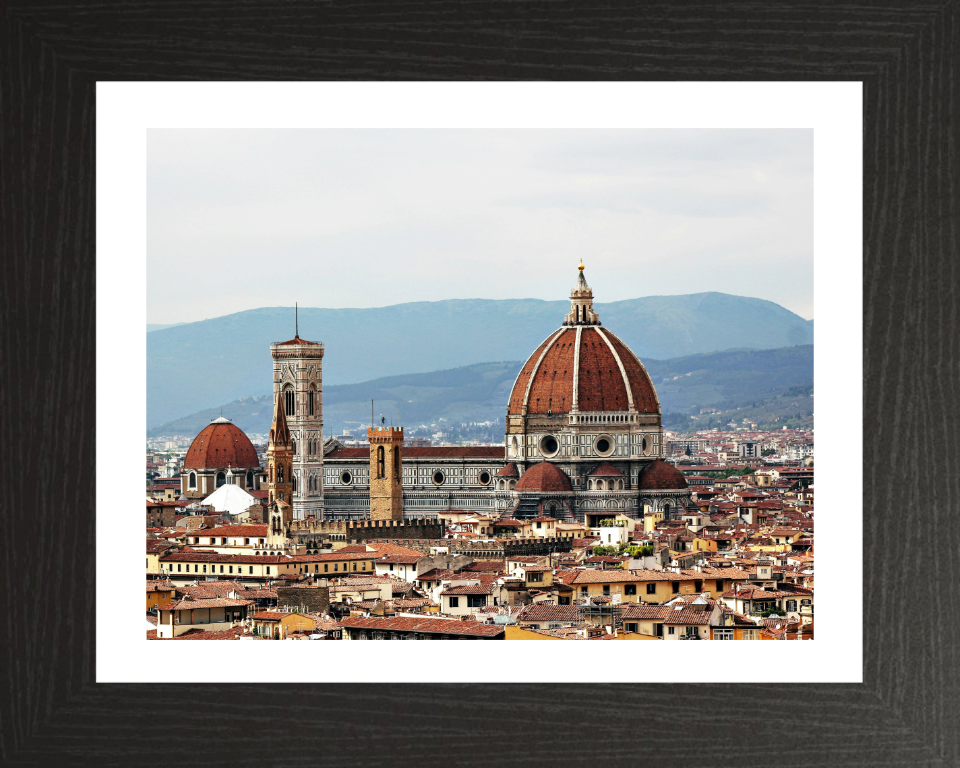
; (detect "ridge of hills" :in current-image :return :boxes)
[147,344,813,440]
[147,292,813,428]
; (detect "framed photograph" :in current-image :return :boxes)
[4,4,956,765]
[106,83,852,676]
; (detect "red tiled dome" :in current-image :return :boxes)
[588,462,624,477]
[515,462,573,493]
[496,462,520,478]
[507,326,659,416]
[638,460,688,491]
[183,418,260,470]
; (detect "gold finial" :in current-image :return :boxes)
[578,259,584,272]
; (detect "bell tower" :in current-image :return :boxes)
[368,426,403,520]
[271,309,325,520]
[267,391,293,506]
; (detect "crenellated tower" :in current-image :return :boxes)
[368,426,404,520]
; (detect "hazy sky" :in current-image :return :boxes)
[147,129,813,324]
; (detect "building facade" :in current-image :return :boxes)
[180,264,691,523]
[320,265,691,521]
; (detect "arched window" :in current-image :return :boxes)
[216,471,226,488]
[188,472,196,489]
[292,475,297,493]
[394,445,401,480]
[291,438,297,456]
[246,470,254,488]
[308,386,315,416]
[278,465,284,483]
[285,388,295,416]
[377,446,385,479]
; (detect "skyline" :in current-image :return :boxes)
[148,129,813,325]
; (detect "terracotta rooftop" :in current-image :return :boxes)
[339,616,504,637]
[183,420,260,471]
[275,335,321,346]
[515,462,573,493]
[441,584,495,595]
[638,460,689,491]
[507,325,660,416]
[193,525,268,538]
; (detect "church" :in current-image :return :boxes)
[182,263,692,524]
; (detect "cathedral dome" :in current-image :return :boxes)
[183,417,260,470]
[638,460,688,491]
[515,462,573,493]
[507,264,659,417]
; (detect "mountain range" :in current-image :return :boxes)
[147,293,813,429]
[147,344,813,439]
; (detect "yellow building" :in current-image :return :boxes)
[184,524,271,555]
[530,516,559,537]
[521,566,554,589]
[146,581,176,612]
[556,522,588,540]
[569,568,750,605]
[504,625,564,640]
[710,611,763,640]
[156,595,253,638]
[249,610,318,639]
[290,551,377,577]
[157,550,375,582]
[692,536,719,553]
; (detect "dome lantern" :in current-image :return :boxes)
[564,261,599,326]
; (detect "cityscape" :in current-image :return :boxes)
[146,265,813,641]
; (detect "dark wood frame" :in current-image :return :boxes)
[2,2,957,765]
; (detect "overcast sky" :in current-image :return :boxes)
[147,129,813,324]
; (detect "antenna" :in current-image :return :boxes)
[295,302,298,337]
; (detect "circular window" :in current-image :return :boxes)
[478,471,491,485]
[433,470,445,485]
[539,435,560,457]
[340,471,353,486]
[594,435,615,457]
[642,436,652,456]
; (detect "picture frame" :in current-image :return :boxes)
[2,2,955,764]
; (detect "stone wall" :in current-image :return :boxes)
[286,517,444,546]
[277,583,330,615]
[350,537,573,561]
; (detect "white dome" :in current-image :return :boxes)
[201,483,258,518]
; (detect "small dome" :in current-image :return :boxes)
[638,460,688,491]
[588,462,623,477]
[515,462,573,493]
[183,418,260,470]
[496,462,520,478]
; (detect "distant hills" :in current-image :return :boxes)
[147,344,813,439]
[147,293,813,428]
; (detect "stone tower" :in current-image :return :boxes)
[271,325,324,520]
[368,426,403,520]
[267,391,293,507]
